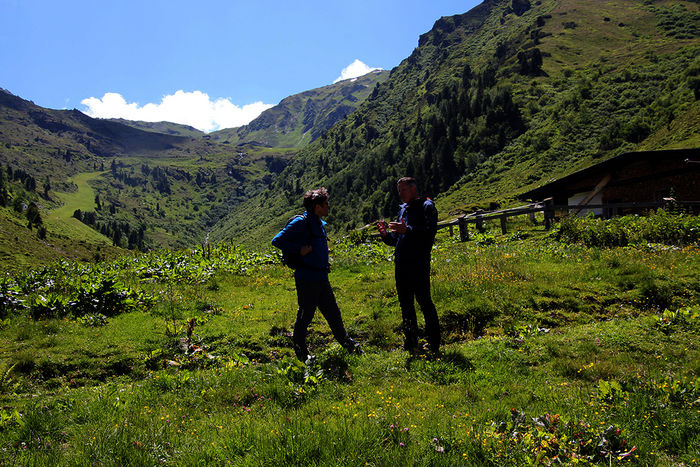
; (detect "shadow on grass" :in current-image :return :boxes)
[404,348,475,385]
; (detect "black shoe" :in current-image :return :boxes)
[343,338,364,355]
[294,343,309,362]
[348,342,364,355]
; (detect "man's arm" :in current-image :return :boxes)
[380,230,398,246]
[377,219,398,246]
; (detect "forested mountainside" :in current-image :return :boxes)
[0,89,260,258]
[0,67,392,261]
[210,0,699,246]
[208,70,390,148]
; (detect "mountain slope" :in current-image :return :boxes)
[209,0,699,245]
[0,89,262,263]
[209,70,390,148]
[0,65,391,262]
[0,89,225,178]
[107,118,205,138]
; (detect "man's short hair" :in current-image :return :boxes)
[397,176,417,188]
[303,187,329,212]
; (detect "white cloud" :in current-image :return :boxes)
[333,59,382,84]
[80,90,273,133]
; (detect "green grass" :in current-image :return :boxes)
[50,172,103,218]
[0,206,123,274]
[44,171,112,244]
[0,220,698,465]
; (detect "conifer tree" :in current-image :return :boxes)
[0,171,7,207]
[26,202,42,229]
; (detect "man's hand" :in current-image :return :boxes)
[389,219,407,234]
[300,245,312,256]
[376,220,388,237]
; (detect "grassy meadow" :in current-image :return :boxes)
[0,213,698,465]
[44,172,113,245]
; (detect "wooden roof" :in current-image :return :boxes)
[518,148,700,201]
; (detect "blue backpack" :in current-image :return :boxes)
[280,215,312,269]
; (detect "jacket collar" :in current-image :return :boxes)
[401,196,424,209]
[304,211,326,226]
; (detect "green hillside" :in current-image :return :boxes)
[0,70,391,262]
[209,0,699,245]
[209,70,390,148]
[0,204,123,273]
[107,118,205,138]
[0,89,280,262]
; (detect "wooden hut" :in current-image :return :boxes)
[518,148,700,216]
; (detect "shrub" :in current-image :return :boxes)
[556,211,700,247]
[0,281,24,319]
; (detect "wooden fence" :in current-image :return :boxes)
[434,198,700,241]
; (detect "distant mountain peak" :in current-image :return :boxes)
[208,69,390,148]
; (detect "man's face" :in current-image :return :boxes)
[314,199,330,218]
[397,183,418,204]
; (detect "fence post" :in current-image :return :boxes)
[500,216,507,234]
[662,197,677,213]
[529,210,537,225]
[476,211,484,233]
[458,217,469,242]
[543,198,554,230]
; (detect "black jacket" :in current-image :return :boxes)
[382,197,437,265]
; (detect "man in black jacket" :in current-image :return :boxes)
[378,177,440,354]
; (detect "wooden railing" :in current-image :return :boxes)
[434,198,700,241]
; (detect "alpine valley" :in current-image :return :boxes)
[0,2,699,464]
[0,0,698,269]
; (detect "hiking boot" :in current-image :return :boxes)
[294,343,309,362]
[343,338,364,355]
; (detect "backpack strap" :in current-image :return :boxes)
[300,214,330,273]
[304,214,313,245]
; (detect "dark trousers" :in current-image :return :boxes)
[395,262,440,352]
[294,278,353,359]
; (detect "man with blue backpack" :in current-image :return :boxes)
[272,188,362,362]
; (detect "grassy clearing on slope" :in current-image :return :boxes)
[45,171,112,244]
[0,206,122,274]
[0,218,698,465]
[50,172,103,218]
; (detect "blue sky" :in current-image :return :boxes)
[1,0,480,132]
